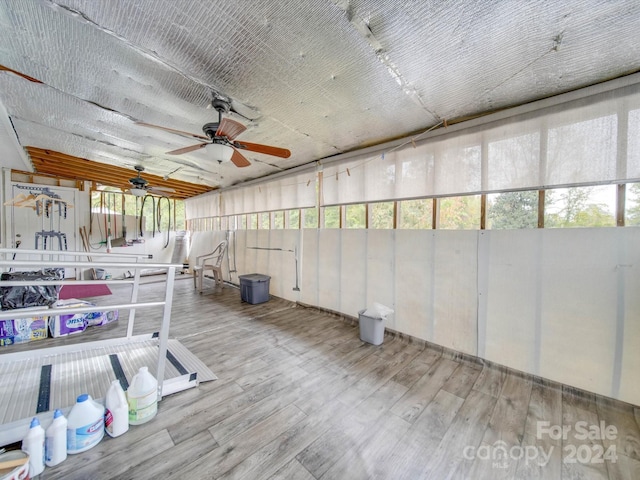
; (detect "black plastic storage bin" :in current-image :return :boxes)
[238,274,271,304]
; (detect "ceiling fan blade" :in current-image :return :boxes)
[166,142,209,155]
[233,141,291,158]
[230,148,251,168]
[136,121,209,141]
[216,118,247,140]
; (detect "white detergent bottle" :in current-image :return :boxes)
[105,379,129,437]
[45,409,67,467]
[127,366,158,425]
[66,394,105,454]
[22,417,45,476]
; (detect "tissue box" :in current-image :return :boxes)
[50,299,92,337]
[0,308,49,346]
[86,309,119,327]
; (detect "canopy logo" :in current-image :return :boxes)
[462,421,618,470]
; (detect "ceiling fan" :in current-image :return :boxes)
[137,99,291,168]
[128,166,176,197]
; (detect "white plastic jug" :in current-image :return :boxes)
[127,366,158,425]
[105,379,129,437]
[22,417,45,477]
[45,409,67,467]
[66,394,104,454]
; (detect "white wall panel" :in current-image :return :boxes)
[339,230,368,318]
[300,229,319,307]
[394,230,434,340]
[365,230,396,329]
[432,231,478,355]
[613,229,640,406]
[539,229,618,399]
[482,230,540,374]
[317,229,342,312]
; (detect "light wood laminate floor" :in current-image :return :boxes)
[4,277,639,479]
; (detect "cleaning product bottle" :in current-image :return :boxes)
[45,409,67,467]
[22,417,45,476]
[66,394,104,454]
[127,366,158,425]
[105,380,129,437]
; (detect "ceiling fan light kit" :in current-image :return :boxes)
[142,99,290,168]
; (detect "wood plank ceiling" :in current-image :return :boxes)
[26,147,214,200]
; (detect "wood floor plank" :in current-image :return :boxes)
[473,364,507,398]
[375,389,465,480]
[595,397,640,462]
[267,458,316,480]
[121,430,218,480]
[296,379,407,478]
[321,412,411,480]
[441,363,482,399]
[562,393,609,480]
[420,389,497,480]
[177,404,307,479]
[210,367,336,446]
[390,357,459,423]
[5,280,635,480]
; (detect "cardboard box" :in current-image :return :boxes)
[50,299,91,337]
[86,309,119,327]
[0,308,49,346]
[50,299,119,337]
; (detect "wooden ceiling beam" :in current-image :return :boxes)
[24,146,214,199]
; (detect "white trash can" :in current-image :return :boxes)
[358,310,385,345]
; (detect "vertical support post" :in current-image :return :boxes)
[156,266,176,400]
[127,267,141,338]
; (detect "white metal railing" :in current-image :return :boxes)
[0,249,187,400]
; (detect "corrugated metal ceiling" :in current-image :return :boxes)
[0,0,639,196]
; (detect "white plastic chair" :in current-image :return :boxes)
[193,240,227,292]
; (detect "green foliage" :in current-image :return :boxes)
[345,204,366,228]
[288,209,300,228]
[545,187,615,228]
[627,183,640,226]
[370,202,394,229]
[488,191,538,229]
[399,199,432,229]
[324,206,341,228]
[303,207,318,228]
[439,195,481,229]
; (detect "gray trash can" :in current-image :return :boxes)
[358,310,385,345]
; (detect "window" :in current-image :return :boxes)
[323,206,340,228]
[248,213,258,229]
[545,185,615,228]
[273,211,284,229]
[345,204,366,228]
[239,214,247,230]
[303,207,318,228]
[259,212,270,229]
[625,182,640,226]
[288,209,300,229]
[438,195,481,230]
[487,191,538,229]
[370,202,394,229]
[398,199,432,229]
